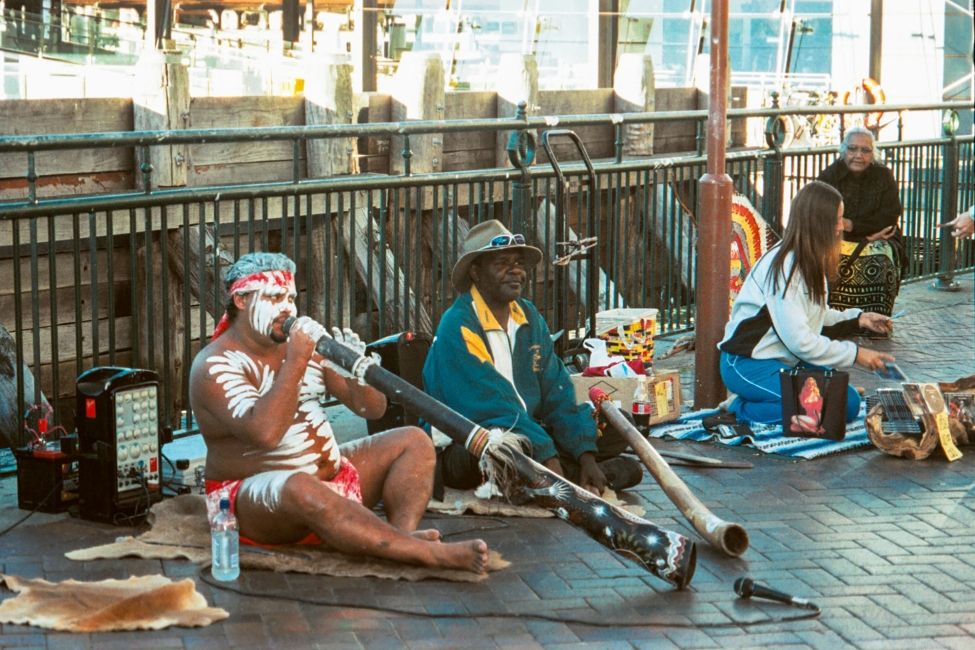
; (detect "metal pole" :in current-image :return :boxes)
[694,0,733,409]
[933,114,960,291]
[506,101,535,235]
[869,0,883,83]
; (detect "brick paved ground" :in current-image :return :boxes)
[1,273,972,649]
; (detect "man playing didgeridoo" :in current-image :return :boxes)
[189,252,488,573]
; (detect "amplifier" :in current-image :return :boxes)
[365,331,431,434]
[75,367,163,523]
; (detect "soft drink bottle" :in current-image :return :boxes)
[210,495,240,581]
[631,374,653,432]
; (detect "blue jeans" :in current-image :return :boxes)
[719,352,861,425]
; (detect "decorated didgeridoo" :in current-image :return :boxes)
[284,317,697,589]
[590,386,749,558]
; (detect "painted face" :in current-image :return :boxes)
[843,134,874,174]
[228,270,297,341]
[471,249,528,306]
[246,279,297,341]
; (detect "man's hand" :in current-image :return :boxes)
[866,225,897,242]
[543,457,564,478]
[858,312,892,335]
[855,346,895,372]
[577,453,607,496]
[941,210,975,238]
[287,316,326,361]
[330,327,367,355]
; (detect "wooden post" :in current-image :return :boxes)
[133,48,189,190]
[390,52,444,175]
[167,224,232,321]
[282,0,299,45]
[304,56,357,324]
[597,0,619,89]
[352,0,377,92]
[613,53,655,157]
[305,55,358,178]
[495,53,538,168]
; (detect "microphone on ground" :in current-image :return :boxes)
[733,577,819,611]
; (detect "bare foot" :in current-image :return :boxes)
[411,528,441,542]
[429,539,489,574]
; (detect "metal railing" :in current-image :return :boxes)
[1,101,972,446]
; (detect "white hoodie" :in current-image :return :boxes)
[719,244,862,369]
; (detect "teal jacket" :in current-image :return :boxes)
[422,287,597,462]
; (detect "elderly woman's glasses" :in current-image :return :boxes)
[846,145,873,154]
[487,234,526,248]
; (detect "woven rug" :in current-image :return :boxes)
[647,404,870,459]
[67,495,507,583]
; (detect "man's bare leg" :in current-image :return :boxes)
[341,427,436,533]
[236,473,488,573]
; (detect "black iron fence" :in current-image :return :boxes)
[1,102,972,445]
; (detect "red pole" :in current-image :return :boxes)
[694,0,733,409]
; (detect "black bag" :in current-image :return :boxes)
[779,367,849,441]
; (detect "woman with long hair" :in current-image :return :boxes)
[718,181,895,425]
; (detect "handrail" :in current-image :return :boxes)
[0,101,969,153]
[1,135,971,220]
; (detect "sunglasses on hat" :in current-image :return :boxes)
[485,233,525,249]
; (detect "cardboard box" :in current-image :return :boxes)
[571,371,682,426]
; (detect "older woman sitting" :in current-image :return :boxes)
[818,127,904,325]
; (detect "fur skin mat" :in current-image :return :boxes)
[66,495,508,583]
[0,574,228,632]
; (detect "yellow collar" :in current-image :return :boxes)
[470,286,528,331]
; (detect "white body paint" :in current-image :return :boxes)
[207,351,341,474]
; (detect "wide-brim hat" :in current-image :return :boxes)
[450,220,543,293]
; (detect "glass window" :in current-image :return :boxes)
[385,0,596,90]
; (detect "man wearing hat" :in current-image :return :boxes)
[423,220,641,495]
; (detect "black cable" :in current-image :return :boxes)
[196,566,820,628]
[134,517,819,628]
[111,472,153,526]
[418,513,512,539]
[0,481,59,538]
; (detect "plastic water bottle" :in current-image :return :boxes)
[631,374,653,432]
[211,496,240,581]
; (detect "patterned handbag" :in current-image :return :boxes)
[779,368,849,441]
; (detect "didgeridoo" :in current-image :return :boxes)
[590,386,749,557]
[284,317,697,588]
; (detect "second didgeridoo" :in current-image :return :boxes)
[590,386,749,557]
[283,318,697,588]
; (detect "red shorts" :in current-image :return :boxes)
[205,457,362,546]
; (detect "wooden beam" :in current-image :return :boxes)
[133,50,189,189]
[390,52,444,175]
[533,198,624,311]
[614,53,655,157]
[598,0,619,89]
[282,0,299,44]
[345,191,433,336]
[354,0,378,92]
[495,53,538,168]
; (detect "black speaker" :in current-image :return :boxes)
[75,367,163,523]
[364,331,431,434]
